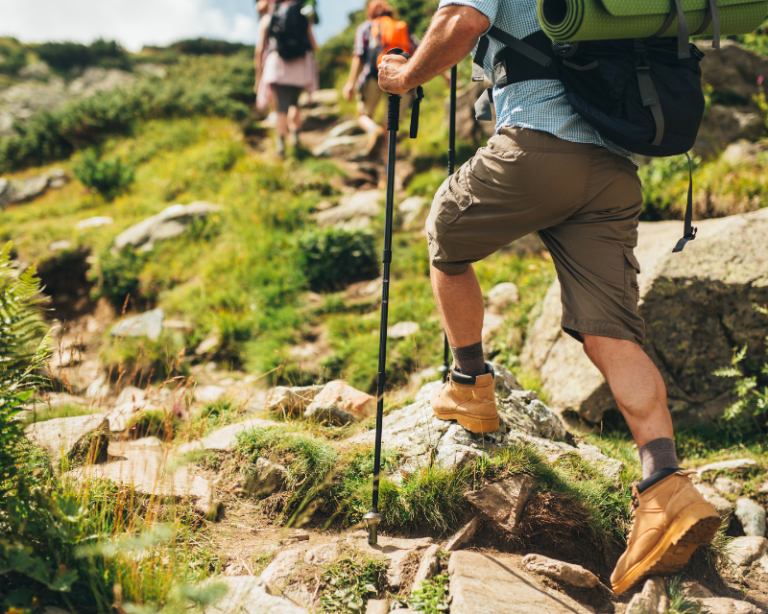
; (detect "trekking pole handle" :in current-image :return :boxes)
[384,49,408,133]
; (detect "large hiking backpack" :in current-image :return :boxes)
[474,14,718,251]
[367,16,416,77]
[269,0,311,61]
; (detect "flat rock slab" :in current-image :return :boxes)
[449,551,591,614]
[521,554,600,589]
[68,438,213,515]
[177,418,281,455]
[728,536,768,567]
[207,576,309,614]
[699,598,764,614]
[698,459,757,479]
[24,413,109,465]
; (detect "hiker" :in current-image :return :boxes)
[378,0,721,595]
[343,0,418,159]
[255,0,319,157]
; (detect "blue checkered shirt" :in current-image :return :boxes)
[438,0,634,160]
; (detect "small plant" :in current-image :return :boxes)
[298,228,379,293]
[407,572,450,613]
[73,149,135,201]
[319,553,387,614]
[666,576,705,614]
[714,304,768,439]
[90,247,149,310]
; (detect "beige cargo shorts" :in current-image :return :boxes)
[426,127,645,345]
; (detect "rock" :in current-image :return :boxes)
[728,536,768,567]
[719,140,768,166]
[487,282,519,313]
[195,385,228,404]
[69,439,214,515]
[49,240,72,252]
[278,530,310,546]
[252,458,289,496]
[104,387,150,432]
[312,135,365,158]
[699,598,764,614]
[299,88,338,107]
[699,40,768,105]
[445,517,480,552]
[626,577,668,614]
[488,361,524,395]
[110,308,164,341]
[314,190,382,229]
[306,380,375,421]
[24,414,109,466]
[304,404,357,425]
[346,534,432,589]
[305,542,342,566]
[760,482,768,494]
[177,418,281,454]
[265,385,323,418]
[695,107,765,158]
[206,576,309,614]
[329,119,363,138]
[388,321,419,339]
[698,459,757,479]
[398,196,429,230]
[349,382,610,479]
[465,475,537,535]
[735,499,766,537]
[19,62,51,79]
[680,581,714,599]
[195,333,221,356]
[481,312,504,343]
[113,202,221,251]
[77,216,114,229]
[412,544,441,588]
[365,600,389,614]
[0,169,67,209]
[522,210,768,423]
[714,477,744,496]
[695,483,734,518]
[521,554,600,589]
[449,551,590,614]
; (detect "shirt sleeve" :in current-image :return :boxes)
[437,0,498,27]
[353,21,370,58]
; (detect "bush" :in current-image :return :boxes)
[170,38,250,56]
[0,41,27,75]
[90,247,149,310]
[35,39,131,72]
[298,228,379,292]
[73,149,135,201]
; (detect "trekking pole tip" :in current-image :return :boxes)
[364,511,383,546]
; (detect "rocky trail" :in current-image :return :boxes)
[7,49,768,614]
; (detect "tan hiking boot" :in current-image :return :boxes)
[430,366,499,434]
[611,470,721,595]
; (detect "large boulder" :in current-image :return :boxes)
[0,169,68,209]
[24,414,109,467]
[522,210,768,424]
[349,381,622,481]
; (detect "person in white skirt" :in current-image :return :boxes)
[255,0,319,157]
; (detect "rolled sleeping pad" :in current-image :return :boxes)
[538,0,767,41]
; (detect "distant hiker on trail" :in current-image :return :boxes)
[378,0,721,596]
[343,0,418,160]
[256,0,319,157]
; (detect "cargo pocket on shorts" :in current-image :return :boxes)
[436,162,474,225]
[623,250,641,310]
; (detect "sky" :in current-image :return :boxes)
[0,0,364,51]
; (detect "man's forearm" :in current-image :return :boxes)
[401,6,490,90]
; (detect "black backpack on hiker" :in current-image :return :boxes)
[474,2,721,252]
[269,0,311,61]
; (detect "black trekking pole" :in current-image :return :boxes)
[438,65,458,383]
[365,49,424,547]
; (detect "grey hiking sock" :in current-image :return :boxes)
[276,136,286,157]
[638,438,680,480]
[450,341,485,377]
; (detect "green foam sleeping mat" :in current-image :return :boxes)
[538,0,768,41]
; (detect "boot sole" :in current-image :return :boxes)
[612,503,721,595]
[432,408,500,434]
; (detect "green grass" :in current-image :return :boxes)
[666,576,705,614]
[407,572,450,613]
[319,551,388,614]
[22,402,94,424]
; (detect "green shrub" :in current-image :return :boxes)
[170,38,250,56]
[638,155,702,221]
[128,409,180,440]
[35,39,131,71]
[319,553,388,614]
[298,228,379,292]
[0,42,26,75]
[73,149,135,201]
[90,248,149,310]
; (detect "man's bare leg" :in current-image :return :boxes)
[430,263,484,348]
[582,334,673,448]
